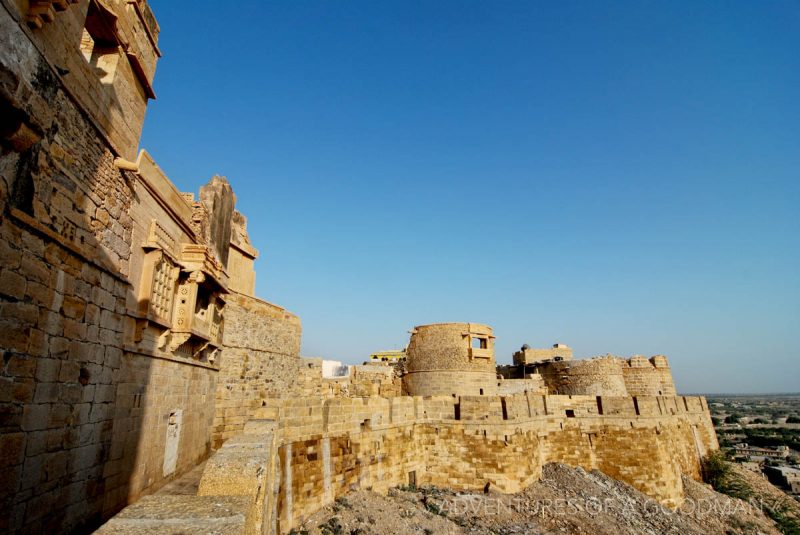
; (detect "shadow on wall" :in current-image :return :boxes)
[0,2,157,533]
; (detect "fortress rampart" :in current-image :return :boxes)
[532,354,677,397]
[537,356,628,395]
[623,355,677,396]
[107,393,715,534]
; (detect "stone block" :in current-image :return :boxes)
[99,309,122,333]
[0,464,23,501]
[59,360,81,383]
[94,495,250,535]
[0,320,31,353]
[0,239,22,270]
[35,358,61,382]
[0,301,39,325]
[0,269,27,300]
[38,309,63,336]
[27,328,49,357]
[5,353,36,378]
[26,281,54,307]
[63,318,88,340]
[49,336,70,358]
[85,303,100,325]
[20,453,45,490]
[48,404,75,428]
[20,254,50,285]
[0,432,26,468]
[34,382,61,403]
[61,295,86,320]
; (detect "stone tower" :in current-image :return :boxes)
[403,322,497,397]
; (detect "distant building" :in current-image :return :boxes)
[322,360,350,378]
[732,443,790,460]
[512,343,573,366]
[765,466,800,494]
[370,350,406,362]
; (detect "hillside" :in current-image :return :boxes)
[296,464,783,535]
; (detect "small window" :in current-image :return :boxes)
[471,337,488,349]
[565,409,575,418]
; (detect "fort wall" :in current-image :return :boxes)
[212,292,302,447]
[496,375,546,395]
[1,2,150,530]
[296,359,400,399]
[537,356,628,396]
[622,355,677,396]
[263,393,717,532]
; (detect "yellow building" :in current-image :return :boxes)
[370,350,406,362]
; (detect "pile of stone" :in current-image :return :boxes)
[299,463,782,535]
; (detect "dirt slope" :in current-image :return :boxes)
[297,463,782,535]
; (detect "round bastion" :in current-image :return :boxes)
[538,356,628,396]
[403,322,497,397]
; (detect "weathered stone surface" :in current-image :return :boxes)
[94,495,250,535]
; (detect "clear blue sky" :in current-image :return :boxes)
[143,1,799,393]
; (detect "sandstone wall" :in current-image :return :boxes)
[109,355,217,503]
[622,355,677,396]
[497,376,546,395]
[0,4,144,530]
[538,356,628,396]
[265,393,718,531]
[212,292,302,447]
[11,0,160,159]
[294,360,401,399]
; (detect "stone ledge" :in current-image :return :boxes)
[94,495,250,534]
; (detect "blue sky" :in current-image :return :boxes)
[143,1,799,393]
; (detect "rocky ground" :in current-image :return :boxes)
[296,463,786,535]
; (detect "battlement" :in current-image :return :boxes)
[505,350,677,398]
[161,393,717,533]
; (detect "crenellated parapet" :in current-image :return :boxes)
[503,343,679,398]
